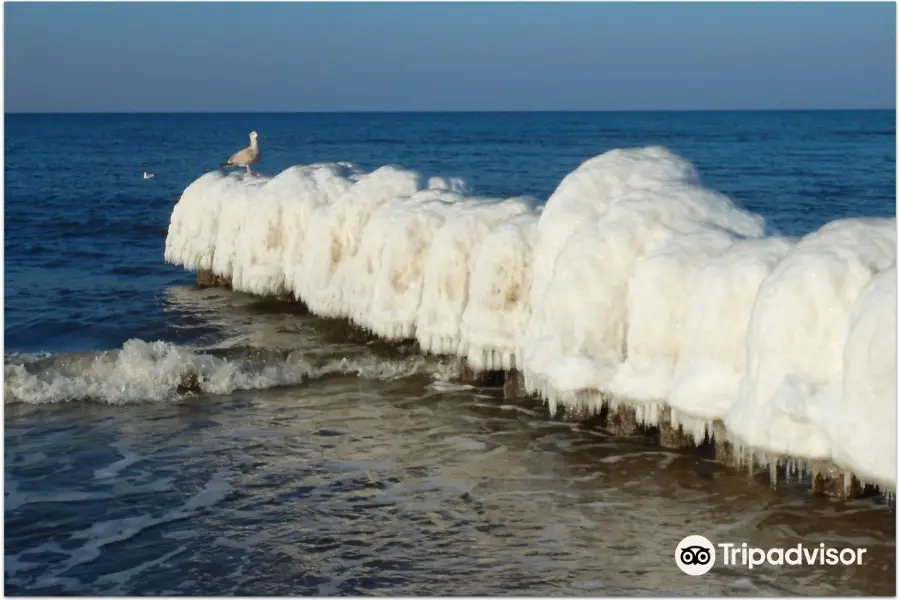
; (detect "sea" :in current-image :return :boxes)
[4,111,897,595]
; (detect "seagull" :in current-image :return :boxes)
[143,171,154,180]
[220,131,261,176]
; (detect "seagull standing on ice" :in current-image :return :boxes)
[220,131,261,176]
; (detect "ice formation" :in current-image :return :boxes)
[827,266,897,488]
[460,212,539,372]
[519,183,766,415]
[723,219,896,469]
[415,197,536,357]
[667,237,795,422]
[165,146,897,490]
[608,228,742,404]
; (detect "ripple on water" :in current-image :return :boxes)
[4,377,896,595]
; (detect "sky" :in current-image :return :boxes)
[4,1,896,112]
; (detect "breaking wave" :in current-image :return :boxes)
[4,339,439,405]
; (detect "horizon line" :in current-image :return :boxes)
[5,107,896,116]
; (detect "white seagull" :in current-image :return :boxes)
[143,171,154,180]
[220,131,261,176]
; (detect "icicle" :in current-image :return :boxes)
[692,421,703,446]
[547,396,558,418]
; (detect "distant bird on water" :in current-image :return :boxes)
[143,171,154,180]
[220,131,261,176]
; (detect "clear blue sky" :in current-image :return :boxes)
[4,1,896,112]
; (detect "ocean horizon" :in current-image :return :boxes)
[6,107,896,115]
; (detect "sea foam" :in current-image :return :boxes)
[4,340,432,405]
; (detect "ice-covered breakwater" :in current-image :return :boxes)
[165,147,897,497]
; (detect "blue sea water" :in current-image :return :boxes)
[4,111,896,595]
[5,111,895,355]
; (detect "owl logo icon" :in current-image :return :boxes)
[675,535,716,575]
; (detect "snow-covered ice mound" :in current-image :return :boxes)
[165,146,897,489]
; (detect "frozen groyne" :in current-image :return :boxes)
[165,147,897,496]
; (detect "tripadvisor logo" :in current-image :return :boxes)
[675,535,868,575]
[675,535,716,576]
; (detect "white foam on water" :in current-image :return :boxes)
[5,340,306,405]
[164,146,897,488]
[92,546,188,596]
[11,470,233,591]
[4,339,434,405]
[4,351,53,365]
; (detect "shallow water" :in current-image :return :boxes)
[6,288,896,595]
